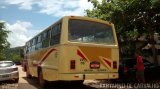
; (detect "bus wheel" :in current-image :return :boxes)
[38,70,47,88]
[26,69,32,78]
[14,78,19,83]
[73,80,84,85]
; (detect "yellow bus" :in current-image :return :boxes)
[23,16,119,87]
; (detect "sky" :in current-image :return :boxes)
[0,0,99,48]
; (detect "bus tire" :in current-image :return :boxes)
[14,78,19,83]
[26,70,32,78]
[38,70,47,88]
[73,80,84,85]
[26,66,32,78]
[26,73,32,78]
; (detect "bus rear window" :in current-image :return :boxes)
[68,19,115,44]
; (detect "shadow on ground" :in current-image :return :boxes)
[20,77,97,89]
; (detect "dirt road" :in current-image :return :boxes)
[17,65,97,89]
[2,66,159,89]
[18,66,28,83]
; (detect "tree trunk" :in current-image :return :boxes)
[152,42,158,65]
[148,26,158,65]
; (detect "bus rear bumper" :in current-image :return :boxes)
[58,73,118,81]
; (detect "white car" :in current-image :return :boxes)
[0,61,19,83]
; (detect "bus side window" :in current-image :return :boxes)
[28,41,32,53]
[38,35,42,43]
[43,32,47,41]
[26,47,29,54]
[35,37,38,50]
[42,29,51,48]
[50,23,61,46]
[47,29,51,38]
[31,39,36,52]
[32,38,36,45]
[36,34,42,50]
[25,43,29,54]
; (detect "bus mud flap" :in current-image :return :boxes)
[83,74,85,80]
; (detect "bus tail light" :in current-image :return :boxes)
[70,60,76,70]
[113,61,117,69]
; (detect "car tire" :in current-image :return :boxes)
[26,66,32,78]
[38,70,47,88]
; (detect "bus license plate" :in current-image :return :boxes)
[90,61,100,69]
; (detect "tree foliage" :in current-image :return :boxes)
[86,0,160,41]
[0,21,10,60]
[11,53,22,63]
[86,0,160,57]
[3,46,24,63]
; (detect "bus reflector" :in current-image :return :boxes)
[74,76,79,78]
[70,60,76,69]
[113,61,117,69]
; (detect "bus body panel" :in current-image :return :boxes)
[28,48,48,77]
[28,46,59,81]
[28,45,119,81]
[24,16,119,82]
[41,47,59,81]
[58,44,119,80]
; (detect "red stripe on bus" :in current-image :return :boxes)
[38,49,56,66]
[77,50,87,61]
[103,58,111,67]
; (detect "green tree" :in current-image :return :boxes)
[86,0,138,55]
[11,53,22,63]
[0,21,10,60]
[86,0,160,63]
[86,0,160,39]
[124,0,160,64]
[3,46,24,63]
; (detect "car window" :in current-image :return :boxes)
[0,62,14,67]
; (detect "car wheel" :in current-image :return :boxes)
[38,70,47,88]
